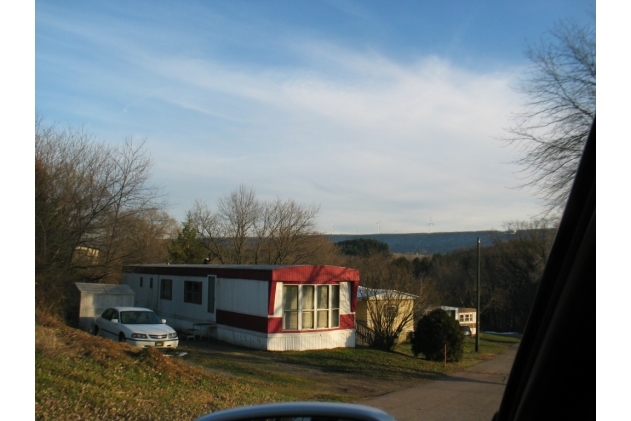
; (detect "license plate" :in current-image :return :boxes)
[155,342,164,347]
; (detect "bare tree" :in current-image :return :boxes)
[256,198,321,264]
[187,186,329,265]
[217,185,261,264]
[487,220,556,331]
[187,200,229,263]
[508,19,595,216]
[112,209,177,265]
[35,119,167,313]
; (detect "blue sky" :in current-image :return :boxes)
[34,0,595,234]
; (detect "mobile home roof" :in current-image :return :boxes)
[123,264,360,283]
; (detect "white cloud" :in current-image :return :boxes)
[37,8,541,233]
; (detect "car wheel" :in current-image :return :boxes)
[93,326,99,336]
[119,333,126,343]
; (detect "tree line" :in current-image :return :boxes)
[336,220,555,351]
[411,221,555,333]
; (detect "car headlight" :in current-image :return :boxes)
[168,333,178,339]
[131,333,148,339]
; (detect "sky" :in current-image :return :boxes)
[33,0,596,234]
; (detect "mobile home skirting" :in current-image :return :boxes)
[217,325,356,351]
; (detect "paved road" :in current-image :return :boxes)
[361,345,519,421]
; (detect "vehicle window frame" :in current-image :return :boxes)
[101,308,114,321]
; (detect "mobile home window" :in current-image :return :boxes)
[140,277,143,288]
[301,285,314,329]
[316,285,329,328]
[160,279,172,300]
[385,305,397,320]
[184,281,202,304]
[283,285,298,330]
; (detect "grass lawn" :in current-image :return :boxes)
[36,317,519,421]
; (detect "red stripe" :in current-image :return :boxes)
[218,310,356,334]
[268,316,282,333]
[340,314,355,329]
[217,310,269,333]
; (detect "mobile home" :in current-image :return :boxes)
[441,306,477,335]
[122,264,360,351]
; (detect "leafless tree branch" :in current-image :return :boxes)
[507,19,595,216]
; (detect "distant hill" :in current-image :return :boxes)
[326,231,521,255]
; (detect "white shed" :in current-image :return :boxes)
[75,283,135,332]
[122,264,361,351]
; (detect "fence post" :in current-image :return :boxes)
[444,343,447,367]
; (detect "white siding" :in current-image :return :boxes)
[124,274,216,331]
[217,278,268,316]
[217,326,269,350]
[122,273,152,308]
[273,282,284,317]
[163,275,214,326]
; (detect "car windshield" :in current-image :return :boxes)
[119,311,162,325]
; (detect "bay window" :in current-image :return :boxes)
[283,284,340,331]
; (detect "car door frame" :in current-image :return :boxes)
[494,119,595,421]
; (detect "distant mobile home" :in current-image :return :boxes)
[122,264,360,351]
[441,306,477,335]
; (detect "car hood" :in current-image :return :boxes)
[124,324,176,335]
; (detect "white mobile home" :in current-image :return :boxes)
[441,306,477,335]
[122,264,360,351]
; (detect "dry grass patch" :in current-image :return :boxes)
[35,322,282,420]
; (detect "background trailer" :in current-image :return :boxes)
[122,264,360,351]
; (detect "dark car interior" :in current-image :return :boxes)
[494,119,595,421]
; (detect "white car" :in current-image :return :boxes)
[94,307,179,349]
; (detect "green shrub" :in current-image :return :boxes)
[412,308,464,362]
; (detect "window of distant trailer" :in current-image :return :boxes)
[283,284,339,330]
[459,313,473,322]
[184,281,202,304]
